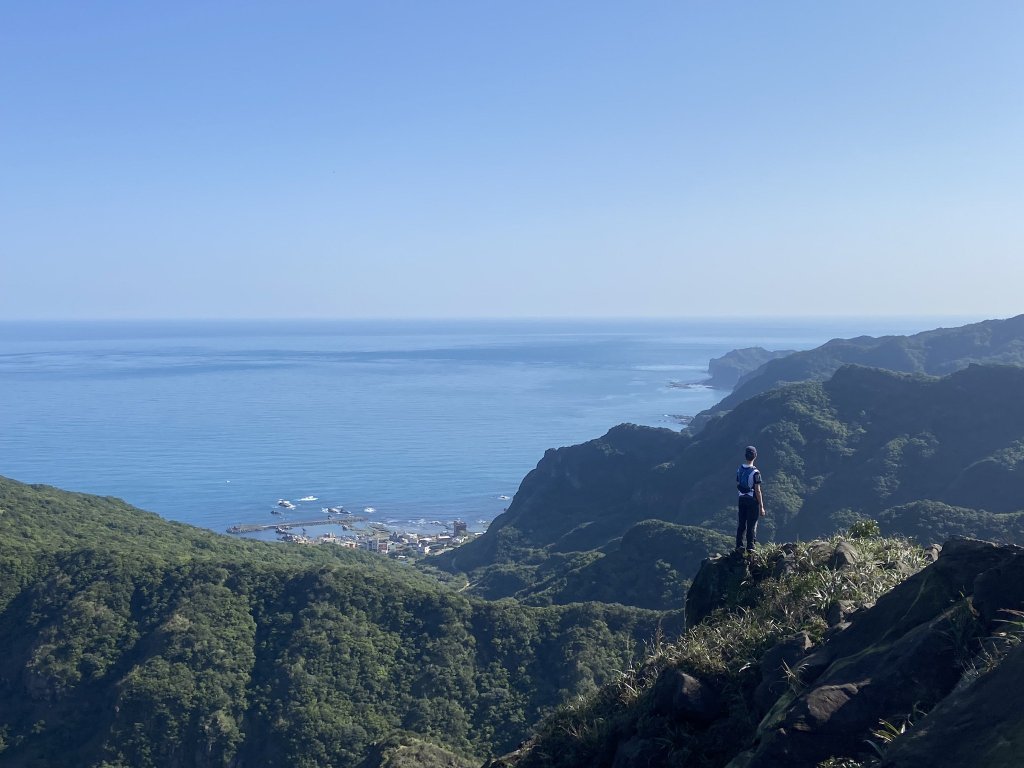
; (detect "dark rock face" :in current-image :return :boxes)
[611,736,664,768]
[829,541,860,569]
[825,600,855,627]
[706,347,796,390]
[753,632,812,716]
[651,668,722,725]
[969,543,1024,628]
[741,538,1024,768]
[756,608,965,765]
[685,552,749,627]
[878,641,1024,768]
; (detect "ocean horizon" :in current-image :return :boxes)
[0,316,974,539]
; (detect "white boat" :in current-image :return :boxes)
[363,507,376,513]
[299,496,318,502]
[499,495,511,500]
[277,499,296,509]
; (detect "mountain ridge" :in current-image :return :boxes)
[691,313,1024,430]
[438,363,1024,607]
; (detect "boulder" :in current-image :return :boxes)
[826,600,856,627]
[805,541,834,565]
[612,736,663,768]
[737,540,1024,767]
[765,550,798,579]
[651,668,722,725]
[970,545,1024,628]
[753,632,813,716]
[748,603,969,767]
[820,621,852,642]
[685,552,748,627]
[817,538,1008,666]
[794,648,834,686]
[878,641,1024,768]
[829,541,860,569]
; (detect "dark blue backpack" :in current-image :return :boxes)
[737,465,756,494]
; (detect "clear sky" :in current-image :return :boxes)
[2,1,1022,320]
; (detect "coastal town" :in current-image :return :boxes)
[225,498,482,559]
[279,518,475,558]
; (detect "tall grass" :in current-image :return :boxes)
[505,535,929,768]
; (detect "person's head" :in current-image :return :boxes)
[744,445,757,462]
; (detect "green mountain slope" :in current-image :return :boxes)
[439,364,1024,600]
[0,477,680,767]
[692,313,1024,430]
[705,346,795,389]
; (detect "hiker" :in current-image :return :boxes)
[736,445,765,552]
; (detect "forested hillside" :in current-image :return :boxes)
[691,313,1024,429]
[440,364,1024,601]
[0,478,681,767]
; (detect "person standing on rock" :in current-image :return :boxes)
[736,445,765,553]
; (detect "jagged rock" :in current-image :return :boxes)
[812,537,1008,668]
[724,749,755,768]
[970,544,1024,628]
[753,632,813,716]
[820,621,852,642]
[878,641,1024,768]
[826,600,856,627]
[611,737,663,768]
[766,550,798,579]
[830,541,860,569]
[795,648,833,685]
[651,668,722,725]
[805,541,834,564]
[741,539,1023,767]
[685,552,748,627]
[749,604,967,767]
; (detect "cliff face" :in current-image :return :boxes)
[435,424,690,574]
[705,347,795,390]
[494,536,1024,768]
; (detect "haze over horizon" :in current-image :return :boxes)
[3,2,1022,321]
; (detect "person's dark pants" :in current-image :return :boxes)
[737,495,760,551]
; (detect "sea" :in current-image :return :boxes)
[0,317,959,540]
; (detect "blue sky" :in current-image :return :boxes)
[2,1,1022,319]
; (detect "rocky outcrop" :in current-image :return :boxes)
[739,538,1024,767]
[752,632,812,716]
[491,536,1024,768]
[877,641,1024,768]
[651,668,723,725]
[684,551,749,627]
